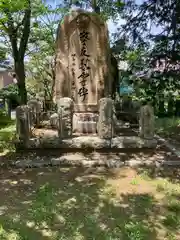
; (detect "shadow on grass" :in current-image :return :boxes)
[0,166,166,240]
[137,165,180,184]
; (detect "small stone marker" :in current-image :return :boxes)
[139,104,155,139]
[97,98,114,139]
[16,105,31,144]
[57,97,73,138]
[27,99,42,127]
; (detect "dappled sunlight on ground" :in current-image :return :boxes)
[0,167,179,239]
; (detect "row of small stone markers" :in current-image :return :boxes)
[16,97,155,146]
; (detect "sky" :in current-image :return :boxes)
[45,0,120,34]
[45,0,161,37]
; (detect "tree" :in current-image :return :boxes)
[26,4,68,104]
[0,0,33,104]
[0,0,68,105]
[26,54,55,101]
[109,0,180,115]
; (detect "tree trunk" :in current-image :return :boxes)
[175,100,180,116]
[91,0,100,13]
[167,96,174,117]
[15,61,27,105]
[158,100,165,117]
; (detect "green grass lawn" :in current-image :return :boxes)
[0,166,180,240]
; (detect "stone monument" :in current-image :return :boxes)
[54,9,112,134]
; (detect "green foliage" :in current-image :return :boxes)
[111,0,180,107]
[0,45,7,60]
[26,4,67,100]
[0,84,19,100]
[155,117,180,136]
[124,221,149,240]
[0,109,16,153]
[0,109,15,129]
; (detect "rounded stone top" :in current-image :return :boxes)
[60,9,105,26]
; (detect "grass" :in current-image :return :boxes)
[155,117,180,137]
[0,110,16,154]
[0,167,179,239]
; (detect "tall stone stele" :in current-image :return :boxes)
[54,9,112,134]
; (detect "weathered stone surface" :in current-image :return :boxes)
[126,159,143,167]
[16,105,31,144]
[72,112,98,134]
[54,10,112,108]
[51,153,88,166]
[57,97,73,138]
[54,10,118,136]
[50,113,58,129]
[14,159,50,168]
[41,111,55,121]
[71,136,110,148]
[17,136,110,149]
[8,156,180,169]
[139,104,155,139]
[143,139,157,148]
[97,98,114,139]
[27,99,42,127]
[111,136,157,148]
[16,135,157,150]
[51,154,125,168]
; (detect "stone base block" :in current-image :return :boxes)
[111,137,157,148]
[16,136,157,150]
[73,113,98,134]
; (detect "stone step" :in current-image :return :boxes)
[2,151,178,169]
[0,152,155,168]
[16,136,157,151]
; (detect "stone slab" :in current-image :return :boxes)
[72,112,98,134]
[16,136,157,150]
[111,137,157,148]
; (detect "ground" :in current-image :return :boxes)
[1,115,180,239]
[0,166,180,240]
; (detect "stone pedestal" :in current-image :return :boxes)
[72,112,98,134]
[97,98,114,139]
[16,105,31,144]
[139,104,155,139]
[57,98,73,138]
